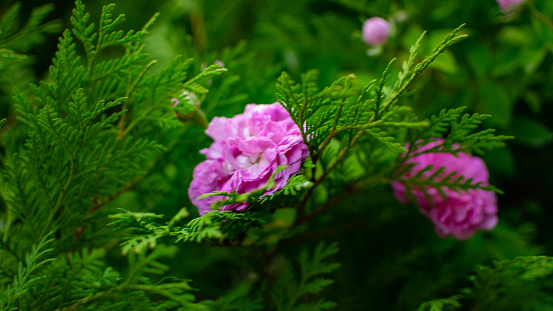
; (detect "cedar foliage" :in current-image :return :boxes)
[0,1,550,310]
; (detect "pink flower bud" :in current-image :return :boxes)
[497,0,525,13]
[172,91,200,119]
[172,98,183,118]
[362,17,390,46]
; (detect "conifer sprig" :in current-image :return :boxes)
[0,3,59,51]
[0,232,55,311]
[418,256,553,310]
[395,163,503,206]
[389,24,468,108]
[401,107,513,166]
[272,242,340,311]
[18,246,205,311]
[1,1,226,308]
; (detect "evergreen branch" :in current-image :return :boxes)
[275,70,356,158]
[184,64,227,94]
[272,242,340,311]
[0,3,22,43]
[0,232,56,311]
[71,0,96,63]
[394,31,426,93]
[419,256,553,310]
[0,48,26,60]
[386,24,468,108]
[109,208,188,254]
[50,246,204,311]
[373,59,395,120]
[407,110,513,159]
[0,3,59,51]
[176,211,264,244]
[394,163,503,197]
[416,295,463,311]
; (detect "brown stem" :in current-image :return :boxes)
[87,180,136,216]
[296,130,364,216]
[530,2,553,30]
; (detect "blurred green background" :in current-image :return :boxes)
[2,0,553,309]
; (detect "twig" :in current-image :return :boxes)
[529,2,553,30]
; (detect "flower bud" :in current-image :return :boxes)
[172,98,183,118]
[497,0,525,13]
[362,17,390,46]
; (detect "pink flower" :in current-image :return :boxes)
[172,91,202,120]
[497,0,525,13]
[391,140,498,240]
[188,103,309,215]
[362,17,390,46]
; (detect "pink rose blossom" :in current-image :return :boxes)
[362,17,390,46]
[497,0,525,13]
[188,103,309,215]
[391,139,498,240]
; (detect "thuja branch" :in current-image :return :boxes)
[118,60,157,139]
[88,131,183,215]
[385,24,467,109]
[297,129,364,214]
[39,156,75,242]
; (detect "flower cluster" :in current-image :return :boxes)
[391,140,498,240]
[362,17,391,46]
[188,103,309,215]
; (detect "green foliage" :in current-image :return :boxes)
[207,282,265,311]
[2,0,550,309]
[0,0,226,309]
[274,26,470,174]
[468,256,553,310]
[110,207,266,249]
[272,242,340,311]
[20,245,205,311]
[416,295,463,311]
[0,232,55,311]
[407,106,513,157]
[0,2,59,52]
[391,25,467,105]
[0,2,60,123]
[272,27,506,225]
[391,105,512,202]
[418,256,553,311]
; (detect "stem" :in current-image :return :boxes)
[88,181,135,216]
[317,105,343,161]
[296,130,363,215]
[190,0,206,52]
[118,60,157,139]
[318,130,363,183]
[59,286,120,311]
[529,2,553,30]
[40,157,74,242]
